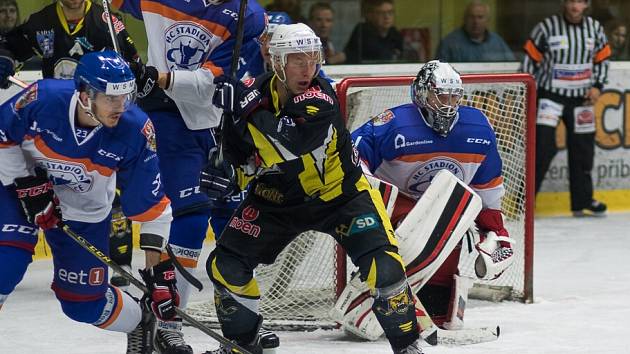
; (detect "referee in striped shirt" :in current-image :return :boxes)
[522,0,611,217]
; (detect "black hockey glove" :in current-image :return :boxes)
[13,167,61,230]
[199,153,238,201]
[0,48,15,89]
[212,75,261,123]
[139,259,180,321]
[129,60,158,99]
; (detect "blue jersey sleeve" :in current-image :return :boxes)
[351,117,383,174]
[0,82,43,144]
[116,117,169,222]
[208,9,266,77]
[111,0,143,20]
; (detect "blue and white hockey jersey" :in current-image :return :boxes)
[112,0,267,130]
[0,80,172,238]
[351,103,505,210]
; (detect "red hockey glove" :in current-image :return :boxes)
[139,259,180,321]
[13,168,61,230]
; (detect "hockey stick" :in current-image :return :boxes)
[8,75,28,88]
[101,0,120,53]
[59,224,253,354]
[413,293,500,346]
[216,0,249,165]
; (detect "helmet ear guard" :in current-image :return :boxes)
[411,60,463,137]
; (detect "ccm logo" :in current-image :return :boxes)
[180,186,201,198]
[98,149,123,161]
[58,267,105,286]
[466,138,491,145]
[1,224,38,235]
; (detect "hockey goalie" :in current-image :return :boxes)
[332,60,515,343]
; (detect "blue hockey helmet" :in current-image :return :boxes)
[74,50,136,98]
[267,12,293,35]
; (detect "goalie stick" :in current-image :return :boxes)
[413,293,500,346]
[58,223,253,354]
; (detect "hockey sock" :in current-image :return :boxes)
[167,212,209,309]
[0,246,33,303]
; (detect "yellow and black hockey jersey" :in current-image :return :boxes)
[224,72,369,205]
[0,0,138,79]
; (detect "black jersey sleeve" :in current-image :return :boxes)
[0,24,37,63]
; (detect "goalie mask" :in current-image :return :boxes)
[268,23,324,82]
[412,60,463,137]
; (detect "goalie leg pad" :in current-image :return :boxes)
[396,169,481,292]
[443,275,474,330]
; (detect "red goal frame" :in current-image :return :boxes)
[335,73,536,303]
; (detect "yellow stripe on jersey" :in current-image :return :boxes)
[247,123,294,167]
[211,257,260,299]
[362,175,399,247]
[298,125,346,201]
[366,258,377,289]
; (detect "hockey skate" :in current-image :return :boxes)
[155,319,193,354]
[126,302,156,354]
[203,326,279,354]
[393,340,423,354]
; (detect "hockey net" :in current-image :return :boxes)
[188,73,535,330]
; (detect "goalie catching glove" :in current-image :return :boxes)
[474,208,515,280]
[475,231,515,280]
[139,259,180,321]
[13,167,61,230]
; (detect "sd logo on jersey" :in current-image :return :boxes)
[165,22,216,70]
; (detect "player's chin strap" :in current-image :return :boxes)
[76,92,102,127]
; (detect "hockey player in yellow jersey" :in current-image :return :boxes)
[199,24,422,354]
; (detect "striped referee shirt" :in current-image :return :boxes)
[522,14,611,98]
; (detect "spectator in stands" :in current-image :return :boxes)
[266,0,307,24]
[605,18,629,60]
[0,0,18,34]
[345,0,414,64]
[308,2,345,64]
[436,0,514,62]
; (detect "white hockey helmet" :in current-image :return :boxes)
[411,60,464,137]
[268,23,324,81]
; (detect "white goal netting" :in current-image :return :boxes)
[188,74,535,329]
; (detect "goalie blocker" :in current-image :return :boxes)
[332,170,512,341]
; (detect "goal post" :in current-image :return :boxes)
[337,73,536,303]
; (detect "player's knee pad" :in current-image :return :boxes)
[206,247,259,300]
[0,246,32,296]
[355,245,406,290]
[59,296,108,324]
